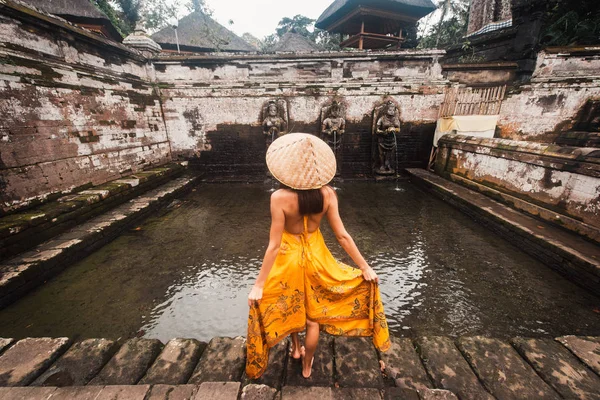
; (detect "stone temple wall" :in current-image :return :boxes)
[0,4,171,213]
[435,134,600,238]
[497,48,600,142]
[467,0,513,35]
[155,52,446,177]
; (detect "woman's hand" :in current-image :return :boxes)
[248,285,264,307]
[361,266,379,284]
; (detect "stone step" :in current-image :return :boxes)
[188,337,246,383]
[556,335,600,376]
[379,336,432,391]
[0,172,201,309]
[32,338,118,387]
[140,338,206,385]
[406,168,600,295]
[416,336,494,400]
[511,337,600,400]
[456,336,560,399]
[0,337,70,386]
[0,163,186,259]
[88,338,163,386]
[0,334,598,399]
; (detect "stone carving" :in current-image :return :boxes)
[262,100,288,145]
[372,100,401,175]
[320,100,346,176]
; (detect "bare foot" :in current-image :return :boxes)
[289,342,302,360]
[300,346,314,378]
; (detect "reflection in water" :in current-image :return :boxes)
[0,182,598,341]
[141,256,261,342]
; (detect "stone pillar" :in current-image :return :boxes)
[123,22,162,57]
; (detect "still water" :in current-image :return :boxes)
[0,182,599,342]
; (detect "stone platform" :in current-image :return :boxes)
[0,335,599,399]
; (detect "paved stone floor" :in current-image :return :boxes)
[0,335,599,399]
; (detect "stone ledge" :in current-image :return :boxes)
[0,334,598,399]
[448,173,600,245]
[0,163,186,260]
[407,168,600,295]
[0,172,201,309]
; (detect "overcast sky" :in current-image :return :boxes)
[202,0,329,39]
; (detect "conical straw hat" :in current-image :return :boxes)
[266,133,336,190]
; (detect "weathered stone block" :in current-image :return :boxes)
[511,337,600,400]
[146,384,199,400]
[87,338,163,385]
[192,382,241,400]
[140,338,206,385]
[418,388,459,400]
[416,337,493,400]
[240,384,278,400]
[556,336,600,376]
[281,386,333,400]
[382,387,420,400]
[0,337,70,386]
[0,386,57,400]
[334,337,384,388]
[334,387,383,399]
[457,336,559,399]
[32,338,118,387]
[188,337,245,383]
[380,336,431,391]
[94,385,151,399]
[49,386,104,400]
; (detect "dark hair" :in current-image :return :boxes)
[279,184,324,215]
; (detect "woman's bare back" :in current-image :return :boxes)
[276,186,333,235]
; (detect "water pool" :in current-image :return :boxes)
[0,182,599,342]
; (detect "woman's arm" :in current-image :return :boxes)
[324,187,379,283]
[248,191,286,306]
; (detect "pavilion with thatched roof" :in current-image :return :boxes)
[270,31,321,53]
[316,0,436,49]
[151,12,254,54]
[21,0,122,41]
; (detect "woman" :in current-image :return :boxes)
[246,133,390,379]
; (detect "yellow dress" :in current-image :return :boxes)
[246,216,391,379]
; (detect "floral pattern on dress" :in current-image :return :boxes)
[246,218,391,379]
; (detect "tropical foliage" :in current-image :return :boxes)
[541,0,600,46]
[418,0,469,49]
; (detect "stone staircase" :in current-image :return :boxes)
[0,164,202,309]
[0,334,599,399]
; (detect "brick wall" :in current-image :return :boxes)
[0,5,171,213]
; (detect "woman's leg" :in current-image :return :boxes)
[302,318,319,377]
[290,332,301,359]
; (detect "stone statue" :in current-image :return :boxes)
[321,101,346,150]
[374,100,401,175]
[262,101,287,144]
[320,100,346,176]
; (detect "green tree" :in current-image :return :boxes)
[418,0,469,49]
[113,0,141,33]
[276,15,315,37]
[541,0,600,46]
[144,0,180,31]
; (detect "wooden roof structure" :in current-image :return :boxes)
[151,11,254,53]
[22,0,122,41]
[316,0,436,49]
